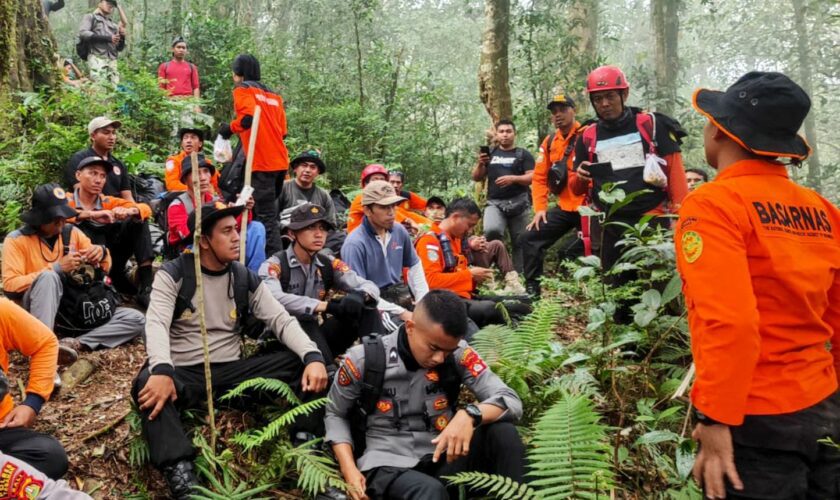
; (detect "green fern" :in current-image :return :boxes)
[190,463,273,500]
[285,440,350,497]
[219,377,301,406]
[528,392,614,499]
[230,398,329,451]
[443,472,539,499]
[127,408,150,467]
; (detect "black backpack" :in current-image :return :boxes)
[545,132,577,195]
[75,13,101,61]
[54,225,119,337]
[349,335,461,458]
[151,191,191,260]
[218,143,246,203]
[275,250,334,295]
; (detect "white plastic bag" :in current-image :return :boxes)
[213,134,233,163]
[643,153,668,188]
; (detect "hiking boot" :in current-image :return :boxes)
[162,460,198,500]
[316,486,349,500]
[525,281,541,300]
[57,343,79,367]
[502,271,527,295]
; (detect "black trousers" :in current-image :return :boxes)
[520,207,580,289]
[364,422,525,500]
[298,306,384,364]
[463,296,531,328]
[131,350,322,468]
[79,219,154,292]
[0,427,68,479]
[719,391,840,498]
[252,170,285,255]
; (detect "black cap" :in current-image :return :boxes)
[21,183,77,227]
[178,127,206,142]
[187,203,245,236]
[180,154,216,182]
[172,35,186,47]
[693,72,811,160]
[547,94,576,110]
[427,196,446,207]
[77,155,113,173]
[290,149,326,174]
[286,203,334,231]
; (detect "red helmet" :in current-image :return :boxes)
[586,65,630,93]
[360,163,388,186]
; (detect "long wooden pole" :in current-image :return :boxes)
[191,151,217,449]
[239,105,262,263]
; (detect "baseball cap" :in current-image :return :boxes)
[88,116,121,135]
[362,180,406,207]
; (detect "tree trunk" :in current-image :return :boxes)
[0,0,58,97]
[478,0,512,125]
[351,5,366,107]
[791,0,821,190]
[170,0,182,37]
[566,0,599,112]
[378,48,404,158]
[651,0,681,115]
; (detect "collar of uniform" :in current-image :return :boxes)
[362,215,392,238]
[285,245,325,269]
[201,264,231,277]
[73,188,104,210]
[397,326,421,372]
[715,159,789,182]
[559,121,582,142]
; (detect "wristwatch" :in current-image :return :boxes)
[694,408,723,426]
[464,404,482,428]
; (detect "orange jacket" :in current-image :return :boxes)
[532,122,585,212]
[347,194,433,233]
[66,190,152,222]
[164,151,221,193]
[0,299,58,420]
[230,82,289,173]
[675,159,840,425]
[398,191,427,212]
[414,223,473,298]
[2,226,112,297]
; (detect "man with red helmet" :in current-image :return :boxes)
[346,164,431,234]
[571,65,689,322]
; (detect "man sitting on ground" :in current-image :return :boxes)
[2,183,144,359]
[326,290,526,499]
[260,203,383,368]
[342,181,429,333]
[132,204,328,499]
[66,117,135,201]
[164,128,220,193]
[166,154,265,271]
[66,156,155,306]
[415,198,531,327]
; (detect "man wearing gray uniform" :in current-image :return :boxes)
[131,204,328,499]
[260,203,384,367]
[325,290,526,499]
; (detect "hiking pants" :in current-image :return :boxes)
[131,350,324,468]
[0,427,68,480]
[469,240,514,274]
[79,219,154,293]
[461,296,531,328]
[520,207,580,291]
[482,204,529,273]
[22,270,143,349]
[252,170,285,256]
[298,306,384,365]
[364,422,525,500]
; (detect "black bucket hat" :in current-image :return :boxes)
[178,127,207,142]
[286,203,334,231]
[180,154,216,182]
[290,149,326,174]
[187,203,245,235]
[426,195,446,207]
[693,71,811,160]
[21,183,77,227]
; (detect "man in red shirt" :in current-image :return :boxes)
[157,36,200,99]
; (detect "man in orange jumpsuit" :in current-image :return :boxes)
[346,164,431,234]
[164,127,220,193]
[677,72,840,498]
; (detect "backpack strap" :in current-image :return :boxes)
[278,250,292,294]
[359,335,386,416]
[60,224,74,256]
[231,261,256,328]
[315,253,335,293]
[544,132,557,163]
[636,112,657,156]
[582,124,598,162]
[162,254,196,325]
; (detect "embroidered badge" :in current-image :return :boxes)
[166,160,175,172]
[425,370,440,383]
[460,347,487,377]
[229,308,237,320]
[332,259,351,273]
[337,367,352,386]
[311,206,320,214]
[268,263,281,278]
[433,396,448,411]
[52,187,66,199]
[434,414,449,432]
[376,400,393,413]
[113,166,121,176]
[388,347,399,365]
[427,249,439,262]
[680,217,698,230]
[0,461,19,493]
[681,231,703,264]
[344,357,361,380]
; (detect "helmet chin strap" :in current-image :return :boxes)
[292,236,319,261]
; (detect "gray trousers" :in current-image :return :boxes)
[23,271,144,350]
[483,204,530,272]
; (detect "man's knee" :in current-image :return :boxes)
[483,422,523,450]
[31,270,62,296]
[24,434,68,480]
[131,367,152,402]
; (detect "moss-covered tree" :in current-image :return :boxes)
[0,0,58,97]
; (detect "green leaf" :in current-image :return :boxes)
[662,273,683,305]
[634,430,681,447]
[578,255,602,268]
[573,266,596,281]
[641,289,662,310]
[577,205,602,217]
[634,309,658,328]
[676,439,697,480]
[587,308,606,331]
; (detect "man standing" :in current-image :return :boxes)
[471,119,534,272]
[164,128,220,192]
[521,94,584,297]
[678,72,840,499]
[77,0,125,84]
[342,181,429,332]
[66,117,135,202]
[157,36,200,100]
[325,290,526,499]
[218,54,288,255]
[132,204,328,499]
[66,157,155,307]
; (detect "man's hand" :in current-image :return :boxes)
[58,252,83,273]
[495,175,516,187]
[576,162,593,183]
[111,34,120,45]
[469,266,494,284]
[478,152,490,166]
[468,236,487,252]
[138,374,177,421]
[80,245,105,265]
[112,206,134,221]
[90,210,115,224]
[527,210,548,231]
[692,423,743,499]
[431,410,474,463]
[341,464,369,500]
[399,310,413,322]
[0,406,36,429]
[301,362,328,393]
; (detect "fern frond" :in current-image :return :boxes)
[231,398,329,450]
[528,392,614,498]
[443,472,539,500]
[285,443,349,496]
[471,324,514,365]
[220,377,301,405]
[502,300,562,367]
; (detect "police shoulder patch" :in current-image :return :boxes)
[681,230,703,263]
[460,347,487,377]
[376,400,393,414]
[344,357,361,380]
[433,396,448,411]
[267,262,281,279]
[332,258,351,273]
[337,367,352,386]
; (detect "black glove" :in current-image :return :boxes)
[218,122,233,140]
[341,292,366,318]
[240,114,254,130]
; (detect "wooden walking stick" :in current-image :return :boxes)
[239,105,262,263]
[190,151,218,449]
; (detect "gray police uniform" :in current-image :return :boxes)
[325,330,526,499]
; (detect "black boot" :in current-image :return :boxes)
[162,460,198,499]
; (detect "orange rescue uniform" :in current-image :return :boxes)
[346,194,432,233]
[230,82,289,173]
[532,122,585,213]
[398,191,428,213]
[414,223,473,299]
[65,192,152,222]
[164,151,221,193]
[675,159,840,425]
